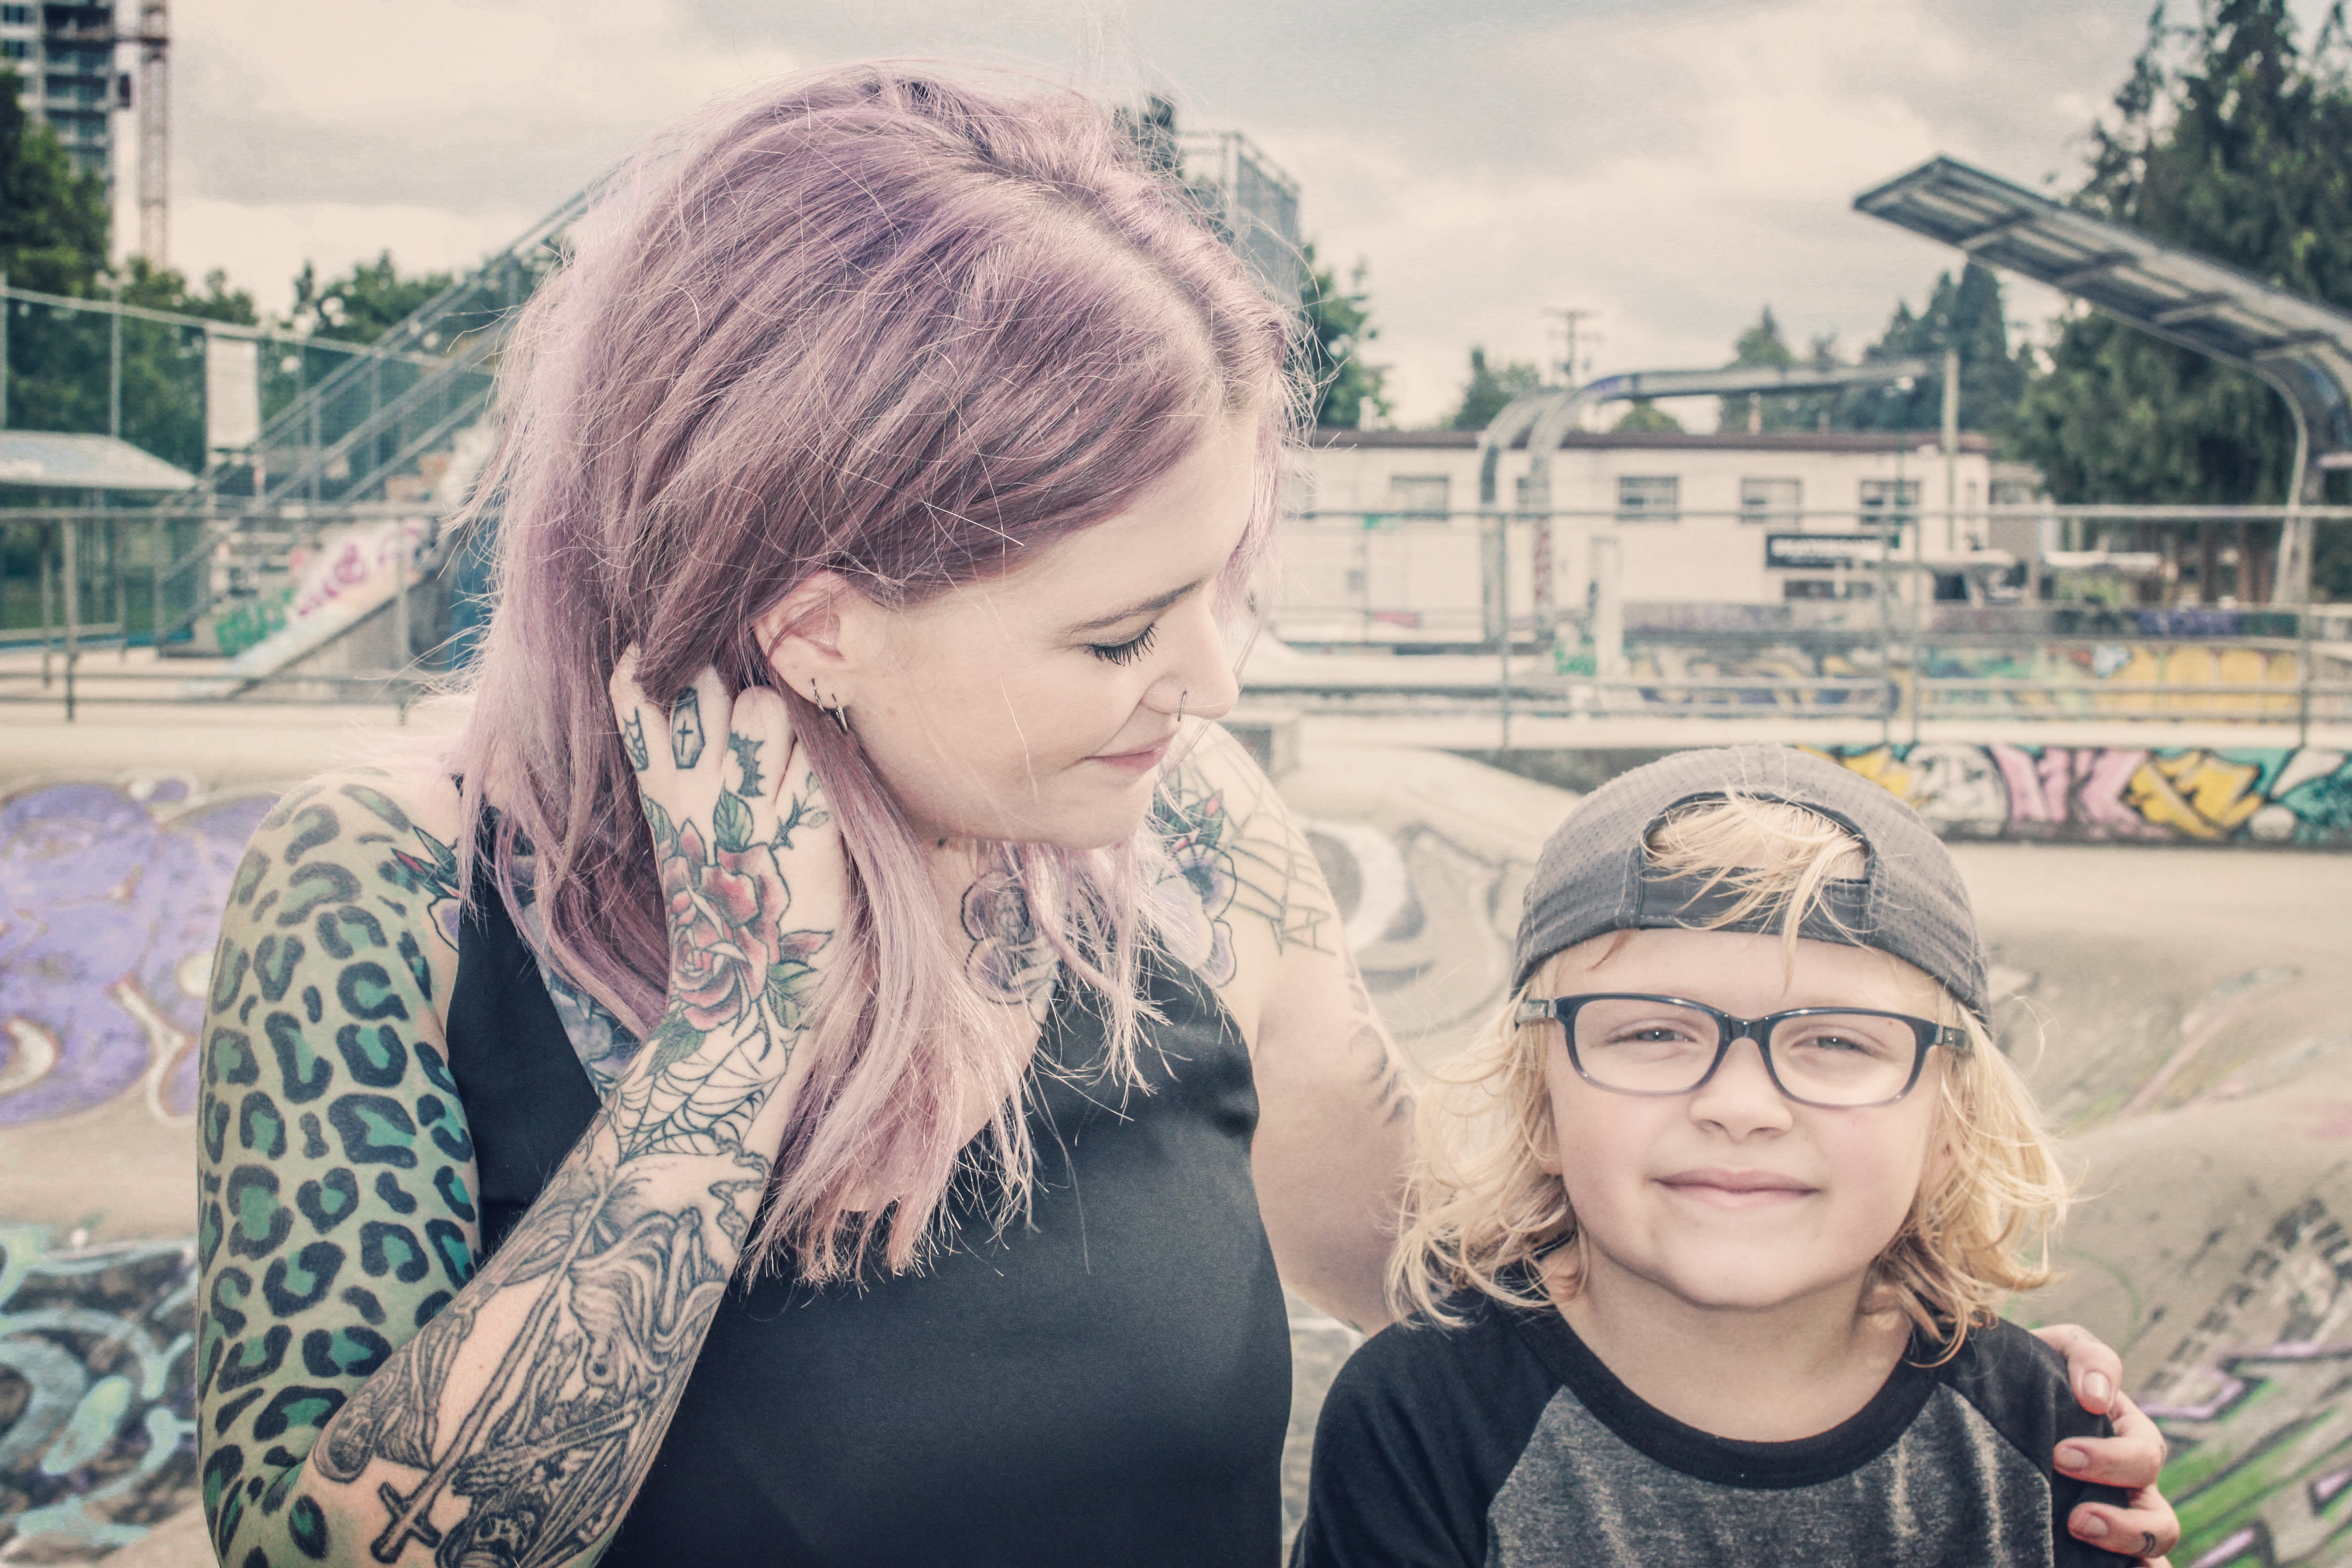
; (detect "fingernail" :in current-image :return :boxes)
[2074,1513,2108,1540]
[2059,1442,2092,1472]
[2084,1372,2112,1409]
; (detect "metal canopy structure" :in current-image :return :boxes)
[1475,358,1933,629]
[0,431,196,492]
[1855,155,2352,602]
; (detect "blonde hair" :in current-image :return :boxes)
[1390,793,2065,1360]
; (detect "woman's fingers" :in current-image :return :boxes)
[2067,1486,2178,1565]
[2056,1389,2170,1488]
[726,682,848,936]
[2034,1322,2125,1420]
[2056,1389,2178,1563]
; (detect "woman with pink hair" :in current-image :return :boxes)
[193,64,2175,1567]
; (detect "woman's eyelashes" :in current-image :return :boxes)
[1087,622,1159,667]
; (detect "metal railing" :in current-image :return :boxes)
[5,500,2351,739]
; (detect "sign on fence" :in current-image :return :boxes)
[202,332,260,453]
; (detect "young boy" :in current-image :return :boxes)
[1292,745,2132,1568]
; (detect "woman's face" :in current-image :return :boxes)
[801,413,1257,850]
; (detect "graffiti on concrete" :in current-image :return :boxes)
[0,1225,198,1557]
[1299,816,1525,1063]
[1809,743,2352,845]
[0,777,278,1126]
[2136,1198,2352,1568]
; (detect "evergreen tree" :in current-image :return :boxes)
[1447,346,1543,430]
[1715,306,1806,432]
[1835,261,2026,434]
[2009,0,2352,592]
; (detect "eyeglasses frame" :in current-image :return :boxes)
[1514,992,1971,1108]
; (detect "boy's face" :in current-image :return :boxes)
[1534,927,1949,1319]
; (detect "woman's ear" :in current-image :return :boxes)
[755,571,857,705]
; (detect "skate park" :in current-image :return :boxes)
[3,688,2351,1565]
[9,20,2352,1562]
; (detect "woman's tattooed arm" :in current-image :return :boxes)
[198,671,845,1568]
[1155,724,1416,1331]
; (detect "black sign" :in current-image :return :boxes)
[1765,532,1898,570]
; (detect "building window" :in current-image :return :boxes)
[1858,478,1919,528]
[0,38,25,56]
[0,4,29,22]
[1617,475,1679,521]
[1989,478,2037,506]
[1388,474,1449,516]
[1740,476,1800,524]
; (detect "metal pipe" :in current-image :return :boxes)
[62,511,79,721]
[1497,514,1511,750]
[109,277,122,438]
[38,534,51,687]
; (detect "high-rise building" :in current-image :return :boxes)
[4,2,118,183]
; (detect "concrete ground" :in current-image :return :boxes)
[4,700,2350,1563]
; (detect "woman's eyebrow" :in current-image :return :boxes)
[1062,577,1204,636]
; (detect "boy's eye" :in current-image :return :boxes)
[1087,623,1159,667]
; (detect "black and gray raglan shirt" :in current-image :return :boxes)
[1292,1289,2131,1568]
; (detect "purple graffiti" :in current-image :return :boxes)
[1820,744,2352,844]
[0,779,276,1126]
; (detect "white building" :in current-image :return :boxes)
[1280,427,2009,643]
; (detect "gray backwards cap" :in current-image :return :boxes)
[1513,744,1989,1017]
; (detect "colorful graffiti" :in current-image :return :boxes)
[2136,1198,2352,1568]
[0,1225,198,1557]
[1810,743,2352,845]
[0,777,277,1127]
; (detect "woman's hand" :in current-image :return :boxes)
[608,658,847,1151]
[2034,1323,2179,1565]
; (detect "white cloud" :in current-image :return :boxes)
[138,0,2159,419]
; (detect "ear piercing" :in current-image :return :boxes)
[809,679,852,735]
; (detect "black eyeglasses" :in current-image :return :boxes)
[1516,993,1969,1108]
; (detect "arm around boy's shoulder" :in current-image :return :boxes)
[1937,1320,2135,1568]
[1291,1298,1563,1568]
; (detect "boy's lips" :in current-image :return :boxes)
[1657,1168,1817,1206]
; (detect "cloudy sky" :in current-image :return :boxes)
[143,0,2234,425]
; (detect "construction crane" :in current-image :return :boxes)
[133,0,167,264]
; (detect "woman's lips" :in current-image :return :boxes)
[1088,737,1173,775]
[1657,1169,1817,1207]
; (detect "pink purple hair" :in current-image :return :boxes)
[445,64,1296,1280]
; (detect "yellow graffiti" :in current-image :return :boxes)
[2124,751,2269,840]
[2098,644,2301,715]
[1803,744,1913,802]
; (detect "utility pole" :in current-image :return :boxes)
[1544,308,1597,432]
[1545,307,1597,388]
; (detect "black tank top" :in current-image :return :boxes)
[445,866,1291,1567]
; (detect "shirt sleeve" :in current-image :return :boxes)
[1290,1308,1559,1568]
[1942,1321,2134,1568]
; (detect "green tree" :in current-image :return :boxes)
[0,65,107,297]
[1447,346,1543,430]
[2009,0,2352,594]
[114,259,260,472]
[1613,398,1683,433]
[1298,243,1389,428]
[1715,306,1806,432]
[1835,261,2026,435]
[291,252,453,344]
